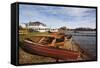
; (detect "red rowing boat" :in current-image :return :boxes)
[22,36,80,60]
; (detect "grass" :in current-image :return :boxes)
[30,31,49,36]
[19,31,49,41]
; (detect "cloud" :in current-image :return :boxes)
[19,4,96,29]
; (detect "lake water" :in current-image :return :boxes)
[66,31,96,57]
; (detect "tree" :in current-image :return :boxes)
[59,26,67,30]
[19,25,23,30]
[58,26,67,34]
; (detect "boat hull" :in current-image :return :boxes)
[22,40,80,60]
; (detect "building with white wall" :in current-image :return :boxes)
[19,21,58,32]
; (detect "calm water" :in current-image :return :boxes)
[66,31,96,56]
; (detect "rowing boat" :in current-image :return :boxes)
[21,36,80,60]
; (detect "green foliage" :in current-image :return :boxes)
[59,26,67,30]
[19,25,23,30]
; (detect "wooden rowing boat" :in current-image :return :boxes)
[21,36,80,60]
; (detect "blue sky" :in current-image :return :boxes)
[19,4,96,29]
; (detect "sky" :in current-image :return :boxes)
[19,4,96,29]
